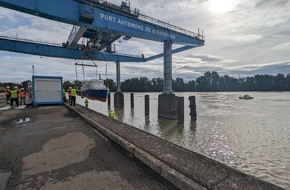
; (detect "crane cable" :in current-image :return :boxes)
[75,60,80,81]
[91,60,98,78]
[82,60,85,80]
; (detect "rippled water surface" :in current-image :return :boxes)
[76,92,290,189]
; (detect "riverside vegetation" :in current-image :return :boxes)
[1,71,290,92]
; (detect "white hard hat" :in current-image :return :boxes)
[14,86,18,89]
[6,86,10,89]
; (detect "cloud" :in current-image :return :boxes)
[273,42,290,50]
[255,0,289,9]
[1,0,290,84]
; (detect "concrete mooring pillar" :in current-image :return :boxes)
[178,97,184,123]
[130,93,134,108]
[145,95,149,116]
[107,92,111,109]
[114,92,124,108]
[188,96,197,121]
[158,93,178,119]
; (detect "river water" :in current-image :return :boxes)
[76,92,290,189]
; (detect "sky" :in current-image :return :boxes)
[1,0,290,83]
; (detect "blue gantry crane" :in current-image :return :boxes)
[0,0,205,118]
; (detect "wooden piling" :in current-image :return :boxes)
[188,96,197,121]
[130,93,134,108]
[145,95,149,116]
[178,97,184,123]
[107,92,111,108]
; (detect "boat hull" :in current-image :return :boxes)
[77,89,109,102]
[239,97,254,100]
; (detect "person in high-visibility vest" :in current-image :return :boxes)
[109,110,115,119]
[84,98,89,108]
[10,86,19,107]
[70,87,77,106]
[4,86,10,104]
[19,88,26,105]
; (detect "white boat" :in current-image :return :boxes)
[77,79,109,102]
[239,94,254,100]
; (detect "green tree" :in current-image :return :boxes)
[63,80,73,91]
[104,79,116,92]
[21,80,31,90]
[173,77,186,92]
[73,80,82,89]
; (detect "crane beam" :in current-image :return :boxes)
[0,37,145,62]
[145,46,196,62]
[0,0,204,46]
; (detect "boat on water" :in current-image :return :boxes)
[239,94,254,100]
[77,79,109,102]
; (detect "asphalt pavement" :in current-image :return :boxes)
[0,94,166,190]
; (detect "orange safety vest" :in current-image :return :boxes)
[20,90,26,98]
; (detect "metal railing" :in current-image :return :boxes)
[137,13,204,40]
[0,35,62,47]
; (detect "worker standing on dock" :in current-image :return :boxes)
[109,110,115,119]
[63,89,66,103]
[4,86,10,104]
[84,98,89,108]
[70,87,77,106]
[10,86,19,107]
[67,87,72,104]
[19,88,26,105]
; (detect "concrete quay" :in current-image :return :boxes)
[0,97,166,190]
[0,94,285,190]
[65,103,284,190]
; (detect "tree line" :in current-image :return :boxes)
[1,72,290,92]
[63,71,290,92]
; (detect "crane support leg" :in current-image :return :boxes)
[116,61,121,92]
[158,40,178,119]
[114,61,124,108]
[163,40,173,94]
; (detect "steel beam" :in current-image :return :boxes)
[145,45,196,62]
[0,0,204,46]
[0,37,145,62]
[67,26,87,48]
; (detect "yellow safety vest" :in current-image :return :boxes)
[109,110,115,119]
[71,88,77,96]
[10,90,18,99]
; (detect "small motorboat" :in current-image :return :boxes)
[239,94,254,100]
[77,79,109,102]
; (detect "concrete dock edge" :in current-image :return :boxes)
[65,104,206,189]
[65,104,285,190]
